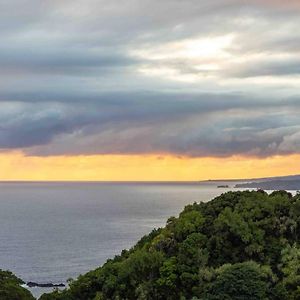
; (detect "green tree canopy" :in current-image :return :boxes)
[39,190,300,300]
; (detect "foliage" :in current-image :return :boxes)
[0,269,34,300]
[203,261,270,300]
[40,190,300,300]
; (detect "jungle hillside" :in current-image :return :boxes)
[37,190,300,300]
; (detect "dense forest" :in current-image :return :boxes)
[0,269,34,300]
[40,190,300,300]
[2,190,300,299]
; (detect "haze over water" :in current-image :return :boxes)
[0,181,233,297]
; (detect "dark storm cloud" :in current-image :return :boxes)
[1,92,299,158]
[0,47,137,75]
[225,58,300,78]
[0,0,300,157]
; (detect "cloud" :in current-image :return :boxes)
[0,92,298,158]
[0,0,299,158]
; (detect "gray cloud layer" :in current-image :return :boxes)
[1,0,300,157]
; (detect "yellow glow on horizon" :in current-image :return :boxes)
[0,151,299,181]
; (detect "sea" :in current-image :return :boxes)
[0,181,267,298]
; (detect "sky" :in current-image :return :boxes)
[0,0,300,181]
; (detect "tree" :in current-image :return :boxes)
[204,262,270,300]
[0,270,34,300]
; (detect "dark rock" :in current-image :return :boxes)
[26,281,65,288]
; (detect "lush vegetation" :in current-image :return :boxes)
[0,269,34,300]
[39,190,300,300]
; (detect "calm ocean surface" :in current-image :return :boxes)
[0,182,235,298]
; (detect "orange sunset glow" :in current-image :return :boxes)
[1,152,299,181]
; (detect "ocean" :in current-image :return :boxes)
[0,181,237,298]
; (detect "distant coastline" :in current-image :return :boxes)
[235,179,300,191]
[203,174,300,191]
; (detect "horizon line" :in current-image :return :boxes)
[0,173,299,184]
